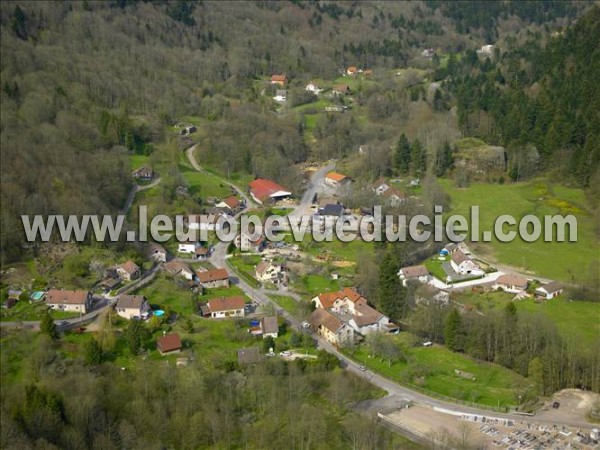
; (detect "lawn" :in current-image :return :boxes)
[227,255,262,288]
[439,179,598,283]
[424,256,448,280]
[269,294,302,317]
[0,300,80,322]
[454,290,600,346]
[179,156,233,199]
[134,275,197,316]
[292,274,342,297]
[348,335,527,409]
[130,154,150,170]
[296,234,374,262]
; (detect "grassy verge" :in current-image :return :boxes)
[346,334,528,410]
[227,256,261,288]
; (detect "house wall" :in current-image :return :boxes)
[151,252,167,262]
[178,244,196,253]
[202,279,229,289]
[48,303,86,313]
[211,308,244,318]
[117,307,141,320]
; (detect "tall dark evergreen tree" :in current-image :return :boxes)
[394,133,411,174]
[40,310,58,340]
[444,308,463,352]
[378,251,406,319]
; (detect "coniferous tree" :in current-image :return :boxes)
[394,133,411,174]
[444,308,463,352]
[40,310,58,340]
[378,251,406,319]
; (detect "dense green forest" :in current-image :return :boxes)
[1,1,595,263]
[447,5,600,190]
[0,328,407,449]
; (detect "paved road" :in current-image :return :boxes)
[185,144,257,209]
[0,263,163,330]
[183,154,597,430]
[121,177,162,215]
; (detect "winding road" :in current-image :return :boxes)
[2,144,591,434]
[184,145,596,431]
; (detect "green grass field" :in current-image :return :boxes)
[349,335,527,409]
[292,274,341,298]
[440,179,598,283]
[227,255,262,288]
[179,157,233,199]
[454,290,600,346]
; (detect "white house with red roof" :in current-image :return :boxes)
[248,178,291,205]
[324,171,351,189]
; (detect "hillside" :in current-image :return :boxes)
[1,1,593,262]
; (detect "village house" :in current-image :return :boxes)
[197,268,229,288]
[202,296,246,318]
[421,48,435,58]
[163,261,194,281]
[382,186,405,207]
[319,203,345,219]
[179,125,197,136]
[236,233,267,253]
[116,260,140,282]
[194,246,210,260]
[450,250,484,276]
[255,260,285,284]
[273,89,287,102]
[372,178,391,195]
[270,74,287,85]
[348,303,397,336]
[310,308,355,346]
[215,196,241,215]
[477,44,495,55]
[332,84,351,95]
[260,316,279,339]
[248,178,292,205]
[398,265,431,287]
[324,171,351,189]
[535,282,563,300]
[146,242,167,262]
[305,81,320,93]
[46,289,93,314]
[178,239,198,254]
[115,294,150,320]
[188,214,223,231]
[346,66,359,76]
[493,274,528,293]
[132,165,154,181]
[157,333,182,355]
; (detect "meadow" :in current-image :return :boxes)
[348,335,528,409]
[454,290,600,346]
[439,179,598,284]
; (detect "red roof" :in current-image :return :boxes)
[197,268,229,283]
[46,289,89,305]
[157,333,182,353]
[208,296,246,313]
[325,172,348,182]
[271,74,287,83]
[222,196,240,209]
[249,178,289,202]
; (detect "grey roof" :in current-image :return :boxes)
[117,295,146,309]
[320,204,344,217]
[261,316,279,334]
